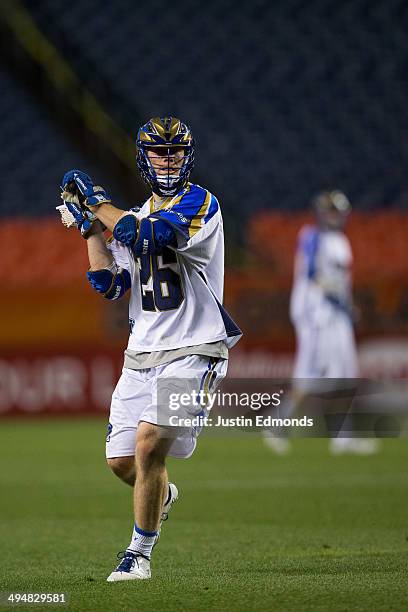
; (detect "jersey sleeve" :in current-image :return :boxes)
[106,236,132,273]
[149,184,220,251]
[297,225,319,279]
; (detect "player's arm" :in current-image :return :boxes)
[63,169,176,254]
[84,232,131,300]
[58,172,131,300]
[91,203,127,233]
[300,228,319,280]
[61,169,127,231]
[85,233,131,300]
[96,207,176,255]
[87,231,113,270]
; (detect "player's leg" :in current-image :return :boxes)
[105,367,147,485]
[107,456,135,485]
[107,356,227,581]
[107,423,177,582]
[327,316,380,454]
[133,421,174,533]
[106,455,176,513]
[263,323,317,454]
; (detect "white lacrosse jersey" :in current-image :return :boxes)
[108,182,242,352]
[290,224,353,326]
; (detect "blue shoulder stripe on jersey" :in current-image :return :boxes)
[299,227,319,279]
[204,194,219,224]
[150,184,218,241]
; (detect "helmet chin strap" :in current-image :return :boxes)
[155,175,180,196]
[153,161,182,195]
[156,172,180,184]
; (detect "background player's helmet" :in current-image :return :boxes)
[312,190,351,230]
[136,116,195,197]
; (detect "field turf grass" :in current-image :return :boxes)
[1,420,407,612]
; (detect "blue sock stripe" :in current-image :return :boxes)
[134,523,158,538]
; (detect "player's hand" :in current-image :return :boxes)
[58,178,106,238]
[61,169,111,209]
[57,197,103,239]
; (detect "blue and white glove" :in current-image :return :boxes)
[58,200,98,238]
[57,192,101,238]
[58,169,107,238]
[61,169,111,209]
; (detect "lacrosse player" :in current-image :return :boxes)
[57,117,241,581]
[264,190,378,454]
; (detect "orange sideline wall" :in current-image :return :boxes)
[1,215,408,415]
[1,214,408,350]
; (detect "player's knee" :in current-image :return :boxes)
[136,438,166,473]
[136,423,172,473]
[107,456,135,484]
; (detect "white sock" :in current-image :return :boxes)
[127,523,158,559]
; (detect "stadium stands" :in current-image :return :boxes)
[0,67,114,217]
[2,0,408,217]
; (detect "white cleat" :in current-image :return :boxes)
[262,432,292,455]
[154,482,179,548]
[329,438,380,455]
[107,551,151,582]
[162,482,179,522]
[107,483,179,581]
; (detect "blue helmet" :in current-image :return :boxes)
[136,116,195,197]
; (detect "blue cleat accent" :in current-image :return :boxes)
[107,550,151,582]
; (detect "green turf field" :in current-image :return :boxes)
[0,420,407,612]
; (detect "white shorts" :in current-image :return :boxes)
[293,312,358,383]
[106,355,228,460]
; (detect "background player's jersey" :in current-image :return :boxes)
[290,224,353,326]
[108,182,241,352]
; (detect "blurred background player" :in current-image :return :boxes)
[264,190,379,455]
[59,116,241,581]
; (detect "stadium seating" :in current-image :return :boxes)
[0,67,110,217]
[2,0,408,216]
